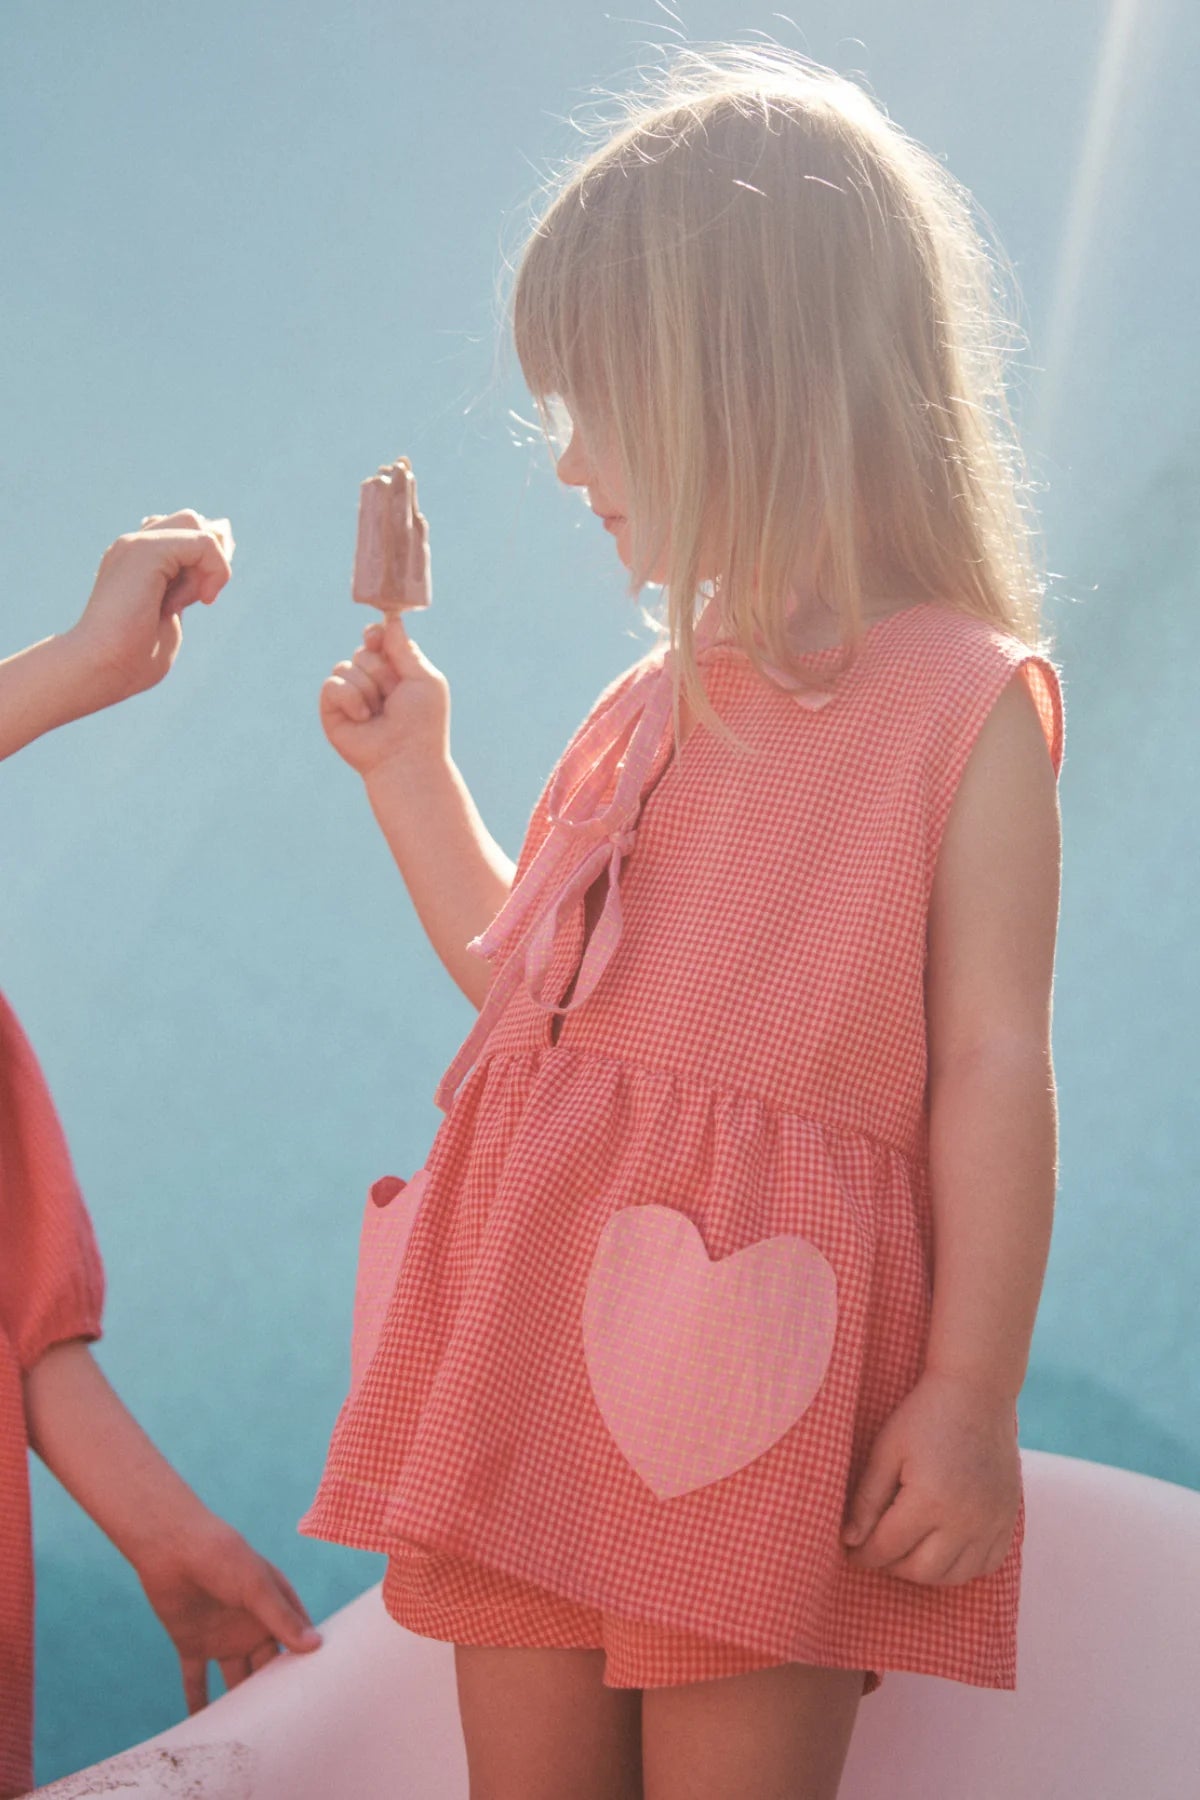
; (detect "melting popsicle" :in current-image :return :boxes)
[351,455,432,616]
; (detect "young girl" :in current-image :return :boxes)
[1,514,321,1800]
[300,45,1064,1800]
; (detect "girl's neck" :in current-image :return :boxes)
[704,585,927,655]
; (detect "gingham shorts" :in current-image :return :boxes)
[381,1547,881,1695]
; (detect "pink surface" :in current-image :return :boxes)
[582,1203,837,1500]
[28,1453,1200,1797]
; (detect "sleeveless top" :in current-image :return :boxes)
[0,991,106,1799]
[298,597,1065,1691]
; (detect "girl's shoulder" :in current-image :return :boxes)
[914,598,1063,724]
[873,601,1064,754]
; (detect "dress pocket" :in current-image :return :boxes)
[349,1166,431,1396]
[582,1203,838,1501]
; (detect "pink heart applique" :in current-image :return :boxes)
[582,1204,838,1501]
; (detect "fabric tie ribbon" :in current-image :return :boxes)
[431,601,730,1111]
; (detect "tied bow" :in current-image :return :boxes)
[431,603,728,1111]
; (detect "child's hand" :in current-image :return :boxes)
[840,1369,1021,1585]
[67,510,234,711]
[134,1510,322,1714]
[319,613,450,779]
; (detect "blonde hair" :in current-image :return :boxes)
[501,42,1053,751]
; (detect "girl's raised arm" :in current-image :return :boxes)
[0,513,233,761]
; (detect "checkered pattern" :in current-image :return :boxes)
[380,1543,845,1690]
[298,600,1065,1695]
[0,992,106,1799]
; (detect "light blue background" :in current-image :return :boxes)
[2,0,1196,1784]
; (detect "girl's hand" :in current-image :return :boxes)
[840,1369,1021,1585]
[319,612,450,779]
[66,510,234,711]
[134,1511,322,1714]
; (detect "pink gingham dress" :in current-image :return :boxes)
[298,596,1065,1694]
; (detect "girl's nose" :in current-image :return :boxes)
[555,432,589,488]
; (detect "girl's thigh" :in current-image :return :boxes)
[640,1660,865,1800]
[454,1642,644,1800]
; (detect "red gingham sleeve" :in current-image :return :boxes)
[0,991,106,1374]
[924,629,1065,902]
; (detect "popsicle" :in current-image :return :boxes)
[351,456,431,616]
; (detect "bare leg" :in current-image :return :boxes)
[454,1642,644,1800]
[641,1661,864,1800]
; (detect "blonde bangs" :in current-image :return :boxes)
[502,43,1052,754]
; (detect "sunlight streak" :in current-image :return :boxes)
[1031,0,1146,450]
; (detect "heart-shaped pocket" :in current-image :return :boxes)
[582,1204,837,1500]
[349,1167,430,1396]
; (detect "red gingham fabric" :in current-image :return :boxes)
[0,991,106,1799]
[379,1544,834,1689]
[299,598,1065,1696]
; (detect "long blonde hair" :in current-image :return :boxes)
[501,42,1053,750]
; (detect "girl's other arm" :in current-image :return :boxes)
[840,675,1060,1579]
[922,674,1063,1401]
[22,1339,321,1711]
[0,633,99,761]
[0,514,233,761]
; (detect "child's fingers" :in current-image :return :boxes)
[379,611,427,675]
[322,671,372,724]
[351,643,400,697]
[179,1652,209,1716]
[337,658,387,712]
[218,1654,253,1694]
[263,1561,319,1633]
[248,1566,323,1654]
[327,658,384,712]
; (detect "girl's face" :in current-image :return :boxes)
[550,390,844,628]
[552,393,663,578]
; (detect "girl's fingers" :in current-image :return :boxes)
[248,1641,280,1674]
[337,658,385,711]
[248,1569,322,1653]
[219,1655,253,1694]
[263,1562,318,1631]
[323,672,372,724]
[935,1542,980,1586]
[351,644,400,695]
[180,1655,209,1716]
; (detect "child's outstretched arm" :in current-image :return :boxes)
[0,511,233,761]
[22,1338,322,1714]
[320,614,514,1010]
[842,676,1061,1586]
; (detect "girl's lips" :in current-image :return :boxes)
[603,515,625,531]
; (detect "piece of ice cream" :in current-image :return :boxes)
[351,460,431,613]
